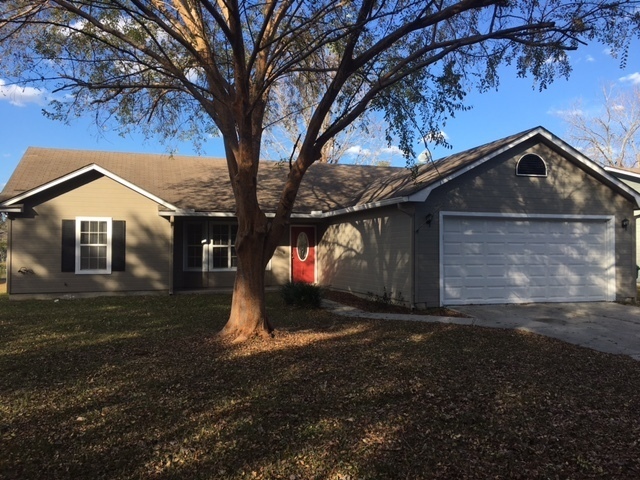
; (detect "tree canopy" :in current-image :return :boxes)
[2,0,639,339]
[562,84,640,168]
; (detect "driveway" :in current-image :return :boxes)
[453,302,640,361]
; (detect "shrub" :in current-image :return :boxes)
[366,287,404,307]
[280,282,323,308]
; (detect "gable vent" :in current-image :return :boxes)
[516,154,547,177]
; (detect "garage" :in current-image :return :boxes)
[441,213,616,305]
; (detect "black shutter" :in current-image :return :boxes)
[61,220,75,272]
[112,220,126,271]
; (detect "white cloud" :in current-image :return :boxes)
[586,55,595,63]
[0,79,47,107]
[345,145,372,156]
[547,107,584,117]
[620,72,640,85]
[380,146,403,156]
[422,130,449,143]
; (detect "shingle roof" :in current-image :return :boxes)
[0,147,401,213]
[0,126,546,214]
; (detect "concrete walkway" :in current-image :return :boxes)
[323,300,640,361]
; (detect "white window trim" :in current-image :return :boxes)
[75,217,113,274]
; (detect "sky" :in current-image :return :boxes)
[1,39,640,190]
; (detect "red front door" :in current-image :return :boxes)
[291,226,316,283]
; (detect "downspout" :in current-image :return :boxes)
[169,215,174,295]
[396,204,416,310]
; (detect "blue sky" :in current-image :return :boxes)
[1,40,639,189]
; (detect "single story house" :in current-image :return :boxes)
[604,165,640,282]
[1,126,638,306]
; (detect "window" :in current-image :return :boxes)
[185,223,205,269]
[516,154,547,177]
[184,222,237,271]
[61,218,126,274]
[78,218,110,272]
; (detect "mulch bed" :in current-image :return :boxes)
[324,289,468,317]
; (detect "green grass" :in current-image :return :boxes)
[1,293,640,479]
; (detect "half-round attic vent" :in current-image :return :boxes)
[516,154,547,177]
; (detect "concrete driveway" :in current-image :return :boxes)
[453,302,640,361]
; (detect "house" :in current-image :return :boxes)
[604,166,640,282]
[1,126,638,306]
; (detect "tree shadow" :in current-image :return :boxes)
[2,295,640,479]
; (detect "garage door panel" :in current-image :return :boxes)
[441,216,613,305]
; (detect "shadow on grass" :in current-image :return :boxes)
[1,293,640,479]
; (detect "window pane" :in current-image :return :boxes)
[185,224,204,269]
[186,223,203,245]
[187,246,203,269]
[81,246,101,270]
[211,247,227,268]
[79,221,109,271]
[230,246,237,268]
[211,225,229,245]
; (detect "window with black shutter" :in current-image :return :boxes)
[61,218,126,273]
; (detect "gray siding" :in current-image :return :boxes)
[414,140,637,306]
[615,176,640,281]
[318,206,412,303]
[10,175,172,296]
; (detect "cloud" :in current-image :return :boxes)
[547,107,584,117]
[586,55,595,63]
[345,145,372,156]
[380,146,403,156]
[0,79,47,107]
[620,72,640,85]
[422,130,449,143]
[345,144,404,158]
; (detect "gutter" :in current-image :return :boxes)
[158,198,409,220]
[0,205,23,214]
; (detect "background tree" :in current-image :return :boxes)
[562,84,640,168]
[1,0,639,341]
[0,214,7,284]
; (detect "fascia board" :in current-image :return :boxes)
[604,166,640,182]
[159,198,408,220]
[1,164,179,211]
[0,204,23,213]
[319,196,409,218]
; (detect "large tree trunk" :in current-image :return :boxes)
[218,135,277,341]
[219,230,274,342]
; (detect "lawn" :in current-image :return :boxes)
[1,293,640,479]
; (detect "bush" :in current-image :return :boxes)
[280,282,323,308]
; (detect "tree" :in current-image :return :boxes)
[0,214,7,265]
[562,84,640,168]
[1,0,639,341]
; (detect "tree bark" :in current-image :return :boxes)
[219,227,274,342]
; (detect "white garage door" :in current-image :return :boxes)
[441,214,615,305]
